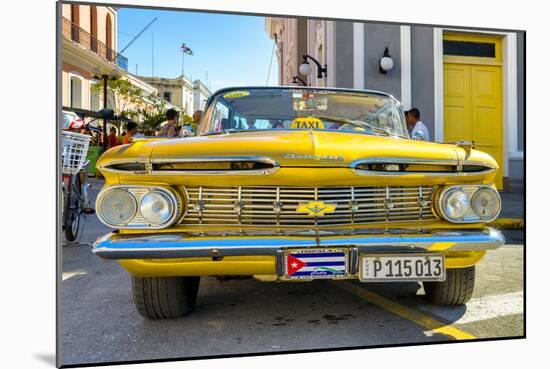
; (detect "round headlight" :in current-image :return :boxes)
[471,187,501,220]
[139,191,175,225]
[441,188,469,220]
[98,189,137,226]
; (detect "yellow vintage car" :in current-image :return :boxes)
[93,87,504,319]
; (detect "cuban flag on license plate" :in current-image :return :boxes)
[286,251,346,278]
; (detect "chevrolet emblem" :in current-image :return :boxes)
[297,201,337,217]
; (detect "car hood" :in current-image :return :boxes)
[138,130,467,167]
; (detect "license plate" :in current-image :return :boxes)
[360,253,445,282]
[284,248,348,280]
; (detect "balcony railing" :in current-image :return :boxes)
[62,17,127,70]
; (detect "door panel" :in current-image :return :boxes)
[443,63,503,189]
[443,65,471,143]
[471,65,502,188]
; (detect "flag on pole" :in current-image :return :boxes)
[180,43,193,56]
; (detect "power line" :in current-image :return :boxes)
[118,31,137,38]
[266,33,277,85]
[119,17,157,55]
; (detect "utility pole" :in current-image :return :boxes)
[151,32,154,77]
[102,74,108,151]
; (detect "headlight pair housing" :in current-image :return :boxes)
[436,185,501,223]
[96,185,181,229]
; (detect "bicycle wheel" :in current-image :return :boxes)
[64,174,82,242]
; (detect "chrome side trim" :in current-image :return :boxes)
[151,156,280,176]
[98,156,280,176]
[351,158,459,167]
[96,158,151,175]
[459,159,498,170]
[350,157,496,176]
[93,228,505,260]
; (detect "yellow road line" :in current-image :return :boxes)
[335,281,476,340]
[489,218,524,230]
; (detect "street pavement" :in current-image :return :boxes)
[498,192,524,219]
[60,179,525,366]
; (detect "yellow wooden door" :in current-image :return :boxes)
[471,65,502,189]
[443,64,472,144]
[443,34,503,189]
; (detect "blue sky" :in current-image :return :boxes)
[117,8,279,92]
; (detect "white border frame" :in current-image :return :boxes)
[433,28,521,178]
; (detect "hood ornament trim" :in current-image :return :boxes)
[350,157,496,177]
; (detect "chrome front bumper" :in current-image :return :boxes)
[93,228,505,261]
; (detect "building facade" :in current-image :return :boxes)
[138,76,211,115]
[139,75,194,115]
[61,4,157,115]
[193,80,211,112]
[266,19,525,192]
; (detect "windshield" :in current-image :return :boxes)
[198,88,408,138]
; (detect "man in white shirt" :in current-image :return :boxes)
[405,108,430,141]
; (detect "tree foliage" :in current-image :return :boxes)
[138,95,168,135]
[91,77,144,119]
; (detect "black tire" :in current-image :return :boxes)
[424,266,475,306]
[131,275,200,319]
[61,185,67,229]
[64,175,82,242]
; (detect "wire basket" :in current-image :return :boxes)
[62,131,92,175]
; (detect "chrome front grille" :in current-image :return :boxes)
[181,186,437,227]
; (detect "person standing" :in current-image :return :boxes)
[191,110,202,132]
[406,108,430,141]
[107,127,119,148]
[122,122,138,144]
[158,108,178,138]
[180,110,203,137]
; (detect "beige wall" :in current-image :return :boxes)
[61,4,160,119]
[62,4,116,50]
[140,76,198,115]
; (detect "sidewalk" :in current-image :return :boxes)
[491,192,525,230]
[499,192,525,219]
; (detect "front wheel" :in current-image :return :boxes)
[423,266,475,306]
[63,175,82,242]
[131,276,200,319]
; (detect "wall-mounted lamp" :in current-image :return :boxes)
[299,54,327,79]
[379,47,394,74]
[291,75,307,86]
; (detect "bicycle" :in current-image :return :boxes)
[61,130,95,242]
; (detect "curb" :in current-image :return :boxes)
[489,218,524,230]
